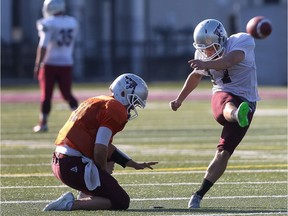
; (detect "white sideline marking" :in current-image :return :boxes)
[1,169,287,178]
[1,181,287,189]
[1,195,287,204]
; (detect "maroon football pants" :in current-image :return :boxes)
[51,153,130,210]
[38,65,78,114]
[211,91,256,155]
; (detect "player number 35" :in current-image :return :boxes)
[57,28,74,46]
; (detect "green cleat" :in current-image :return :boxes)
[237,102,249,127]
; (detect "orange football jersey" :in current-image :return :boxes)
[55,95,128,158]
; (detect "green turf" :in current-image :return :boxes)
[1,85,287,215]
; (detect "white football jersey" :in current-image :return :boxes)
[37,15,78,66]
[193,33,260,102]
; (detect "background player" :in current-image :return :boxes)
[33,0,78,132]
[43,73,158,211]
[170,19,260,208]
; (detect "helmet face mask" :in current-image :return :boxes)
[194,43,222,60]
[110,73,148,120]
[126,94,145,120]
[193,19,227,60]
[42,0,65,18]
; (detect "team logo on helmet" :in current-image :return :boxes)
[214,24,225,44]
[125,76,138,94]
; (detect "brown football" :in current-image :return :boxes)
[246,16,272,39]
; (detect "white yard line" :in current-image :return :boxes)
[1,195,287,204]
[1,133,287,147]
[1,163,51,167]
[1,181,287,189]
[132,195,288,201]
[1,158,286,167]
[1,169,287,178]
[255,109,287,116]
[157,213,287,216]
[1,154,52,158]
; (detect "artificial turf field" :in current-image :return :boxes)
[1,83,287,216]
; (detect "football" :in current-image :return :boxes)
[246,16,272,39]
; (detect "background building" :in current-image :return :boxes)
[1,0,287,85]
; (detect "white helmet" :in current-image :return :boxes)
[110,73,148,120]
[42,0,65,18]
[193,19,227,60]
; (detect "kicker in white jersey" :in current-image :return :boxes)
[193,32,260,102]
